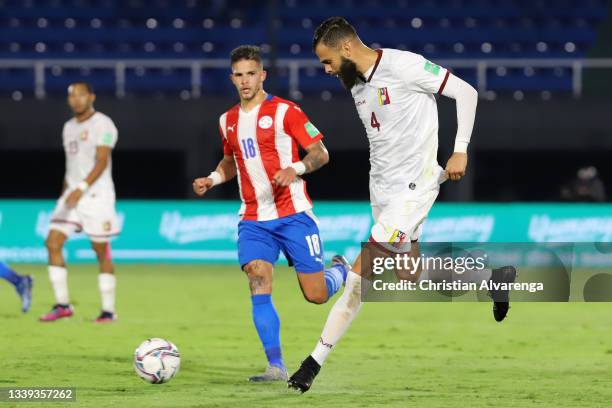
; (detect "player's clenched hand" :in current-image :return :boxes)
[193,177,214,196]
[445,152,468,181]
[272,167,297,187]
[64,189,82,209]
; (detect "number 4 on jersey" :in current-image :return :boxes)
[370,112,381,132]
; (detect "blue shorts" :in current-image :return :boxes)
[237,212,324,274]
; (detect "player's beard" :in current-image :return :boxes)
[338,56,359,90]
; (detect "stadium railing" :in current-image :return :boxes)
[1,58,611,99]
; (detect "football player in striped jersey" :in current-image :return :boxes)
[193,45,349,382]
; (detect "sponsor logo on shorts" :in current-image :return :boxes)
[409,182,416,190]
[103,221,112,232]
[389,229,408,249]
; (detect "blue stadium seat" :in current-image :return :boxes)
[0,68,34,93]
[45,67,116,95]
[0,0,608,96]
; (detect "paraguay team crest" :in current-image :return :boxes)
[258,115,273,129]
[377,87,391,106]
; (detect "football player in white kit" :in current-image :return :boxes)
[40,82,120,323]
[288,17,517,392]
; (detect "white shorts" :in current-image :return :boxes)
[369,186,439,253]
[49,190,120,243]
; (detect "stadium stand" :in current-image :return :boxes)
[0,0,609,96]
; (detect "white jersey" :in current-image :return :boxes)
[351,48,449,206]
[62,111,118,197]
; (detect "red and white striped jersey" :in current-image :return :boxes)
[219,94,323,221]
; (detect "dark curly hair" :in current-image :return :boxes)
[312,17,357,50]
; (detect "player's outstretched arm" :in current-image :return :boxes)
[65,146,111,208]
[440,74,478,181]
[193,154,236,196]
[272,141,329,187]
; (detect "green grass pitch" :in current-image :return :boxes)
[2,264,612,407]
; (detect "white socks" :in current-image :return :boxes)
[98,273,116,313]
[311,270,363,366]
[48,265,69,304]
[48,266,116,313]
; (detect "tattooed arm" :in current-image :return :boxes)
[302,141,330,174]
[272,141,330,187]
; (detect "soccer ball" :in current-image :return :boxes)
[133,338,181,384]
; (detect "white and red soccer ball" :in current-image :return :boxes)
[133,338,180,384]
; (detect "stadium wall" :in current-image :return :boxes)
[1,96,611,202]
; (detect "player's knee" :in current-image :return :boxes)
[244,261,272,292]
[45,236,63,253]
[305,293,327,305]
[244,260,266,276]
[302,287,328,305]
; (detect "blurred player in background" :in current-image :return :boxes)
[40,82,120,323]
[560,166,606,202]
[288,17,517,392]
[0,262,32,312]
[193,45,349,382]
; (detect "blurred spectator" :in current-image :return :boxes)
[561,166,607,202]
